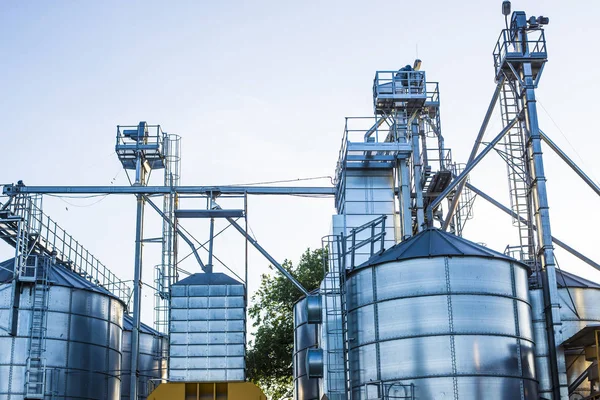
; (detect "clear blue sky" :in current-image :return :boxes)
[1,0,600,326]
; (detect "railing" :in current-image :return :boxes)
[6,197,130,302]
[493,28,547,71]
[115,122,167,170]
[116,123,165,148]
[334,116,407,187]
[373,71,426,97]
[342,215,387,270]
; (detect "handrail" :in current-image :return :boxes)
[5,198,130,302]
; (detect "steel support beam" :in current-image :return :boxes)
[225,217,309,296]
[427,116,519,222]
[540,129,600,197]
[129,193,144,400]
[3,185,335,196]
[144,197,208,272]
[442,78,504,230]
[466,182,600,272]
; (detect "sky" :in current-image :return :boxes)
[1,0,600,329]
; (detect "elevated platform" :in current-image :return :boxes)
[115,122,166,170]
[493,28,547,82]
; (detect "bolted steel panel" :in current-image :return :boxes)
[168,273,246,383]
[346,254,537,399]
[0,271,125,400]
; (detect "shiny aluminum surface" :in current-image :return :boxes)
[120,315,168,400]
[530,276,600,399]
[0,270,124,400]
[293,296,320,400]
[169,272,245,382]
[346,256,537,399]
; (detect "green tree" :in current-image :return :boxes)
[247,248,326,399]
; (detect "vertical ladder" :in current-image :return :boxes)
[25,255,50,399]
[321,235,347,400]
[499,80,535,264]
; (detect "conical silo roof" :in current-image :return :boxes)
[358,228,522,269]
[0,258,122,300]
[173,271,243,286]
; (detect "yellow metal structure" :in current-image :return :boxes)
[148,382,267,400]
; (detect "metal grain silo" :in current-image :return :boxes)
[530,270,600,399]
[169,272,246,382]
[121,315,168,399]
[345,228,537,400]
[293,293,320,400]
[0,258,124,400]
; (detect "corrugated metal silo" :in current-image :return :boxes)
[345,229,537,399]
[0,258,125,400]
[530,270,600,399]
[120,315,168,400]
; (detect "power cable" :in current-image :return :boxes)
[538,98,600,185]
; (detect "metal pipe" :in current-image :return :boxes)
[412,120,425,231]
[144,197,207,272]
[466,182,600,271]
[442,79,504,230]
[3,185,336,196]
[540,129,600,197]
[522,59,567,398]
[207,217,214,273]
[129,193,144,400]
[568,364,593,395]
[225,217,309,296]
[399,160,412,239]
[427,116,519,222]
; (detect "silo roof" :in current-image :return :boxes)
[123,314,164,336]
[358,228,521,268]
[0,258,122,300]
[555,269,600,289]
[174,272,243,286]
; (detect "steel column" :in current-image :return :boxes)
[144,197,207,272]
[442,79,504,230]
[129,193,145,400]
[411,120,425,231]
[522,60,568,398]
[207,218,215,274]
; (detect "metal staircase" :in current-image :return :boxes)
[498,80,536,264]
[0,193,130,302]
[25,255,51,399]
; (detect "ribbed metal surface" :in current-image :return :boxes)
[346,253,537,399]
[530,270,600,399]
[120,315,168,400]
[0,263,124,400]
[293,295,320,400]
[169,272,245,382]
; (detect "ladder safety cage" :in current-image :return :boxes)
[25,255,52,399]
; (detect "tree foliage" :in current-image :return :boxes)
[247,248,326,399]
